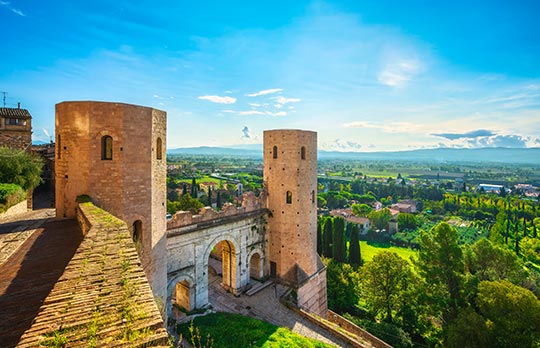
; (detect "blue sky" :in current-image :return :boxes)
[1,0,539,151]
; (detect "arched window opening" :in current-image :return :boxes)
[101,135,113,160]
[301,146,306,160]
[132,220,142,243]
[156,137,163,160]
[57,134,61,160]
[286,191,292,204]
[273,145,278,159]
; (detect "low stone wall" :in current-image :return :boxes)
[167,191,266,230]
[327,310,393,348]
[0,200,27,220]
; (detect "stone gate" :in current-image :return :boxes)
[166,193,268,315]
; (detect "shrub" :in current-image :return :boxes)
[0,183,26,213]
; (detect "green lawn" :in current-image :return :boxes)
[360,241,417,263]
[177,312,333,348]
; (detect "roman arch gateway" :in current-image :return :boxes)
[55,101,327,318]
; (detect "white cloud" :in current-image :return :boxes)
[246,88,283,97]
[274,96,301,104]
[238,110,266,116]
[343,121,425,134]
[0,1,25,16]
[322,138,362,152]
[249,103,261,107]
[235,110,287,117]
[378,59,421,87]
[198,95,237,104]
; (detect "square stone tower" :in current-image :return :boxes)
[55,101,167,306]
[264,129,327,316]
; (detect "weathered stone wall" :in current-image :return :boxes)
[263,129,327,316]
[0,200,27,220]
[297,265,328,316]
[55,101,167,308]
[167,191,266,230]
[166,210,267,313]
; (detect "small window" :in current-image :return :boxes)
[286,191,292,204]
[156,137,163,160]
[273,146,278,159]
[6,118,26,126]
[57,134,61,160]
[301,146,306,160]
[132,220,142,243]
[101,135,113,160]
[311,190,315,204]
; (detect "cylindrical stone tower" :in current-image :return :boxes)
[264,129,327,316]
[55,101,167,310]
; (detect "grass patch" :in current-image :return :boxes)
[177,312,333,348]
[360,241,417,263]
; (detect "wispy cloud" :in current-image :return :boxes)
[343,121,426,134]
[198,95,237,104]
[322,138,363,152]
[377,59,421,87]
[431,129,495,140]
[273,96,301,108]
[232,110,287,117]
[0,1,25,16]
[246,88,283,97]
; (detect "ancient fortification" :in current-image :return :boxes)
[54,101,327,321]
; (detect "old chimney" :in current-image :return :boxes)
[17,102,20,109]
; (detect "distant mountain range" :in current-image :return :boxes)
[167,146,540,165]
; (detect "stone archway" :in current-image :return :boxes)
[209,240,237,293]
[249,252,263,280]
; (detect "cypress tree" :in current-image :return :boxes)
[317,221,323,256]
[323,218,333,258]
[216,191,222,209]
[333,217,346,262]
[523,218,527,237]
[349,224,362,267]
[207,187,212,207]
[533,223,537,239]
[191,177,197,198]
[182,183,187,195]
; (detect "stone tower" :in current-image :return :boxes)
[55,101,167,307]
[264,129,327,316]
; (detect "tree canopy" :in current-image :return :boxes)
[0,147,43,190]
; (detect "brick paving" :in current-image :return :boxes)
[0,217,83,348]
[0,208,55,265]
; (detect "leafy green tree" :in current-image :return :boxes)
[368,208,392,230]
[325,259,360,313]
[464,238,525,283]
[352,203,372,217]
[446,307,493,348]
[520,237,540,265]
[333,217,346,262]
[348,224,362,267]
[397,213,417,230]
[416,222,464,324]
[172,194,203,214]
[0,147,43,190]
[477,280,540,348]
[361,251,413,323]
[323,218,333,258]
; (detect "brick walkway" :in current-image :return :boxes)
[0,217,83,348]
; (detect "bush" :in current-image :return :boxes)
[0,183,26,213]
[0,147,43,190]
